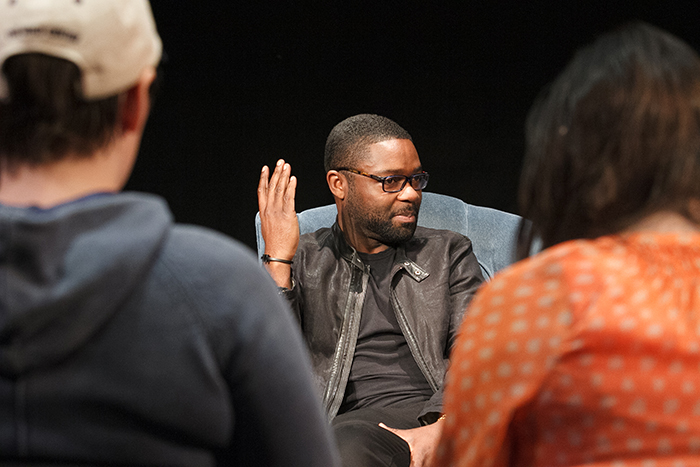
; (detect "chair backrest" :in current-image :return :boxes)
[255,192,524,280]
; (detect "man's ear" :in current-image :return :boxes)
[327,170,347,200]
[120,66,157,133]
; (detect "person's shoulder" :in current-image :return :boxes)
[160,223,286,318]
[411,226,472,246]
[469,237,622,334]
[406,227,477,272]
[414,225,466,238]
[164,224,262,277]
[298,226,334,249]
[301,225,332,239]
[487,237,612,289]
[171,223,253,256]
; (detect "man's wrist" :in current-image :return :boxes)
[262,259,294,289]
[261,254,293,264]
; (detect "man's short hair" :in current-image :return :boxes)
[520,22,700,249]
[0,0,161,168]
[324,114,413,172]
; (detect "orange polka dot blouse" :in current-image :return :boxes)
[436,232,700,467]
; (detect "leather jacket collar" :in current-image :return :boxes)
[331,221,430,283]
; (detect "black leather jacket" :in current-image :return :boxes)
[283,222,484,422]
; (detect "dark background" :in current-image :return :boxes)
[127,1,700,251]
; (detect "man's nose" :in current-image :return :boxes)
[396,181,421,202]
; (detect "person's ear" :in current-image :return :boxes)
[120,66,157,133]
[327,170,347,200]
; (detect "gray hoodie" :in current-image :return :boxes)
[0,192,339,466]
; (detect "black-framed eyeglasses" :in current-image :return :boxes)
[336,168,429,193]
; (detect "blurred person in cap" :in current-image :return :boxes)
[0,1,339,466]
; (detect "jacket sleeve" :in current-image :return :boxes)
[280,274,302,323]
[446,235,485,352]
[419,235,484,423]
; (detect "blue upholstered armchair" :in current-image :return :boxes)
[255,192,524,280]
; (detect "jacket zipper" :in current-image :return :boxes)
[323,262,368,419]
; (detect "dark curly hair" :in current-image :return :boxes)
[519,22,700,253]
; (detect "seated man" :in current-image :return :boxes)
[0,1,338,465]
[258,114,484,466]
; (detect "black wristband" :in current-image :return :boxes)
[261,254,293,265]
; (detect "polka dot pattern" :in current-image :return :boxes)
[435,233,700,467]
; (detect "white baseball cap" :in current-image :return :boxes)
[0,0,162,100]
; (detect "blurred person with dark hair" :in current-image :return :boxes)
[0,1,338,465]
[435,22,700,466]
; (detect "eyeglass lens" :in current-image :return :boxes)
[383,173,429,192]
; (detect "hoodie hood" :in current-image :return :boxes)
[0,192,171,376]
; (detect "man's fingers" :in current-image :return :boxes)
[268,159,285,193]
[286,175,297,212]
[274,162,291,196]
[266,159,295,210]
[258,165,270,210]
[260,159,296,212]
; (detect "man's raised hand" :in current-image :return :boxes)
[257,159,299,288]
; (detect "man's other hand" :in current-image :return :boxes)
[379,420,443,467]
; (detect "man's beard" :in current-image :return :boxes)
[366,206,419,245]
[347,197,420,246]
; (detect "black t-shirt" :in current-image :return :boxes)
[339,247,433,413]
